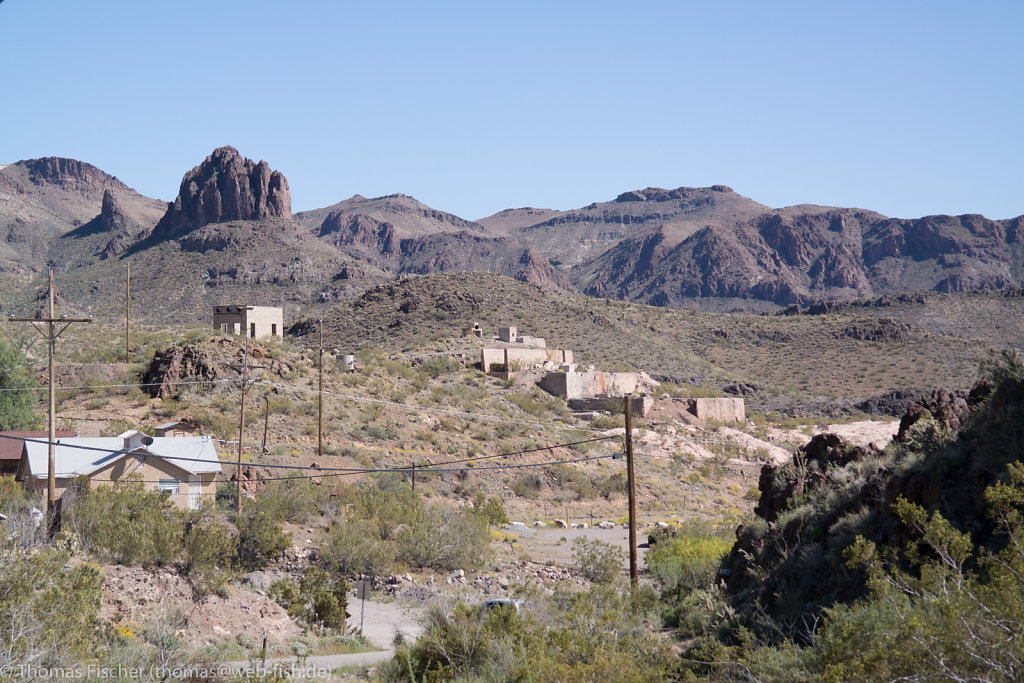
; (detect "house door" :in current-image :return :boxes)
[188,476,202,510]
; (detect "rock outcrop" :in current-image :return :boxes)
[98,189,136,258]
[896,389,971,442]
[22,157,131,191]
[150,146,291,240]
[513,249,579,295]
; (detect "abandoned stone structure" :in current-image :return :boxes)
[481,347,573,373]
[213,305,283,339]
[568,396,654,417]
[498,326,546,348]
[462,322,484,338]
[686,397,745,422]
[538,369,656,400]
[480,324,571,373]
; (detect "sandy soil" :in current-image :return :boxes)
[505,524,651,568]
[817,420,899,449]
[347,597,426,649]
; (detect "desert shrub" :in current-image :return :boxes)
[511,473,543,498]
[571,537,624,584]
[66,480,181,565]
[234,499,291,570]
[319,476,490,575]
[188,408,237,441]
[979,348,1024,387]
[549,463,598,499]
[0,476,34,516]
[269,567,350,631]
[257,478,330,523]
[99,417,154,437]
[321,516,397,576]
[647,534,732,597]
[421,356,460,378]
[387,587,673,682]
[590,413,625,430]
[180,511,235,595]
[0,543,103,668]
[397,506,490,571]
[0,334,40,430]
[470,494,509,526]
[507,391,565,417]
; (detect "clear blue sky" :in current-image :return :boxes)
[2,1,1022,220]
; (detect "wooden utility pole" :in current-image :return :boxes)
[237,334,249,512]
[230,337,266,512]
[318,317,324,461]
[125,263,130,362]
[625,395,638,587]
[311,292,332,462]
[8,268,90,513]
[261,394,270,454]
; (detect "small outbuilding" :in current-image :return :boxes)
[213,305,283,339]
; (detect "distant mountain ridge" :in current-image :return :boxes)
[1,147,1022,317]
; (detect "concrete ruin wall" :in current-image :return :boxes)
[690,397,745,422]
[497,326,546,348]
[481,347,572,372]
[539,371,644,399]
[213,305,283,339]
[567,396,653,416]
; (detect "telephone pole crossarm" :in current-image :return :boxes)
[6,268,92,514]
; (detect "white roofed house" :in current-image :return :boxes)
[15,430,222,510]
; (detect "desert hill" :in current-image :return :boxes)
[0,157,165,278]
[476,207,566,234]
[289,271,1024,409]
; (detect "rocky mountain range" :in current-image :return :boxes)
[1,145,1021,318]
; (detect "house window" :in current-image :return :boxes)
[70,480,84,494]
[250,323,256,337]
[158,479,179,495]
[271,324,277,336]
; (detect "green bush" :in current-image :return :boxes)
[421,356,461,378]
[386,587,673,682]
[570,537,624,584]
[397,506,490,572]
[180,511,235,595]
[270,567,350,631]
[0,544,103,668]
[319,476,491,575]
[511,473,543,498]
[646,534,732,597]
[0,334,40,430]
[257,478,330,523]
[321,516,397,576]
[234,499,291,570]
[66,480,181,565]
[470,494,509,526]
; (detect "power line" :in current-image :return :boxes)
[0,378,239,393]
[2,433,618,476]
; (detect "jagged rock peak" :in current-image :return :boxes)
[100,189,127,231]
[151,146,291,239]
